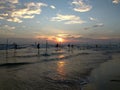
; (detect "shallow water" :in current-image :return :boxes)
[0,48,120,90]
[83,53,120,90]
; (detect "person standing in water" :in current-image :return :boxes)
[55,43,59,51]
[68,44,71,51]
[37,43,40,55]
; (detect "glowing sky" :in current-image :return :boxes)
[0,0,120,43]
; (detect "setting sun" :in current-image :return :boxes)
[57,37,64,43]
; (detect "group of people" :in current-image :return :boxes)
[12,42,75,49]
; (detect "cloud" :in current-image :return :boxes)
[93,23,104,27]
[84,23,104,30]
[51,14,85,24]
[35,33,83,43]
[1,25,16,31]
[0,0,18,4]
[0,1,47,23]
[89,17,98,22]
[112,0,120,4]
[71,0,92,12]
[50,5,56,9]
[4,25,15,30]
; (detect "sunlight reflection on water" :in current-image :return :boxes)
[58,54,65,58]
[57,61,66,79]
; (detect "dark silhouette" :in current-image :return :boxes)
[37,43,40,55]
[55,43,59,51]
[6,39,8,63]
[45,40,48,55]
[95,44,98,48]
[68,44,71,51]
[43,40,49,56]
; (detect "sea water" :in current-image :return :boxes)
[0,46,120,90]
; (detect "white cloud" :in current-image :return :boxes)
[93,23,104,27]
[112,0,120,4]
[7,18,22,23]
[0,0,18,4]
[57,33,82,39]
[0,1,47,23]
[8,0,18,4]
[89,17,98,21]
[51,14,85,24]
[0,25,16,31]
[72,0,92,12]
[50,5,56,9]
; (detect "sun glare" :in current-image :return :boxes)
[57,37,64,43]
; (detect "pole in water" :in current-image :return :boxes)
[71,44,74,53]
[6,39,8,63]
[13,42,17,57]
[45,40,48,55]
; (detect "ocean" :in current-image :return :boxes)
[0,44,120,90]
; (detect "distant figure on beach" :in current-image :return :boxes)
[55,43,59,50]
[68,44,70,51]
[56,43,59,48]
[37,43,40,55]
[37,43,40,49]
[68,44,70,48]
[96,44,98,48]
[14,43,17,49]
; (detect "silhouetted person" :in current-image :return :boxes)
[56,43,59,48]
[37,43,40,55]
[68,44,70,51]
[55,43,59,51]
[96,44,98,48]
[14,43,17,49]
[68,44,70,48]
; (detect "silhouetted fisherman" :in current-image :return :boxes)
[68,44,70,51]
[37,43,40,55]
[95,44,98,48]
[55,43,59,51]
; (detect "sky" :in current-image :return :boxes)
[0,0,120,44]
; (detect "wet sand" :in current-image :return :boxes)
[83,53,120,90]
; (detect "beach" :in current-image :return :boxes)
[0,47,119,90]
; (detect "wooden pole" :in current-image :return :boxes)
[45,40,48,55]
[6,39,8,63]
